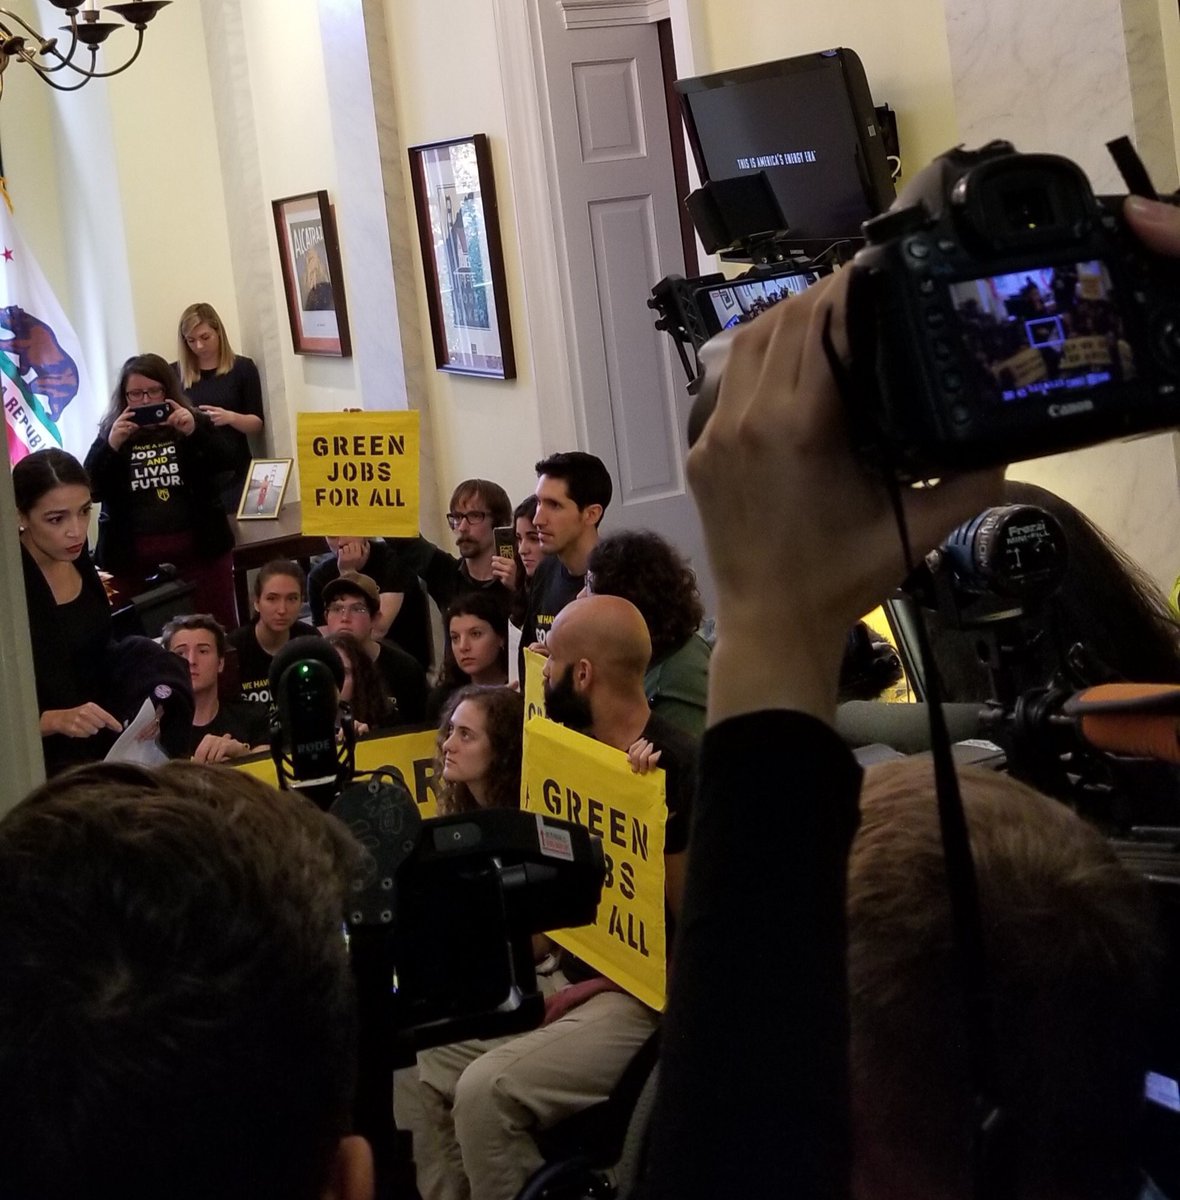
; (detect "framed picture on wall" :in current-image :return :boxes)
[407,133,516,379]
[237,458,293,520]
[272,190,353,357]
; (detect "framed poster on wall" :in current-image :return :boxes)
[408,133,516,379]
[272,190,353,357]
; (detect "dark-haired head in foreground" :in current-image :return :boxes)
[586,529,702,663]
[0,761,373,1200]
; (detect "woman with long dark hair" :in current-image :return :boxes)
[508,493,543,629]
[426,590,509,722]
[327,630,396,732]
[84,353,236,629]
[434,684,524,815]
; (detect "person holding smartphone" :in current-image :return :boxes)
[175,302,265,512]
[85,353,237,629]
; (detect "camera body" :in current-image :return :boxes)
[846,140,1180,479]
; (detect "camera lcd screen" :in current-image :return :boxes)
[696,269,820,336]
[947,260,1136,404]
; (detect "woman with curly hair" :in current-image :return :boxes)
[586,528,710,737]
[434,685,523,815]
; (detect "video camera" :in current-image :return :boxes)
[266,637,606,1194]
[266,636,604,1051]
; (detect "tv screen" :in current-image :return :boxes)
[676,48,895,244]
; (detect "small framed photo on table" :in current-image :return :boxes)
[237,458,293,520]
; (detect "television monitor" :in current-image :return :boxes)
[676,48,895,244]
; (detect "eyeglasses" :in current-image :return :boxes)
[446,510,489,529]
[326,602,370,618]
[126,386,166,402]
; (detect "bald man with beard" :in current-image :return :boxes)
[410,596,698,1200]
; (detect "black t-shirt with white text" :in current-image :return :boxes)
[521,555,584,658]
[228,621,321,706]
[127,429,194,535]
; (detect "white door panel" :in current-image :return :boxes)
[532,1,714,607]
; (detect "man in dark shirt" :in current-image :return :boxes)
[163,615,269,762]
[520,451,613,667]
[322,572,427,725]
[414,594,693,1200]
[308,536,432,669]
[390,478,514,619]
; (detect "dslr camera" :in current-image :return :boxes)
[844,139,1180,479]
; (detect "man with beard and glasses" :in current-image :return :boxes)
[408,594,696,1200]
[390,479,514,619]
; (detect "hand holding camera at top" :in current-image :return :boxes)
[106,405,140,452]
[691,189,1180,730]
[688,266,1003,729]
[165,400,196,437]
[1124,194,1180,256]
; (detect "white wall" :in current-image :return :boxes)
[691,0,961,185]
[104,0,239,363]
[383,0,546,512]
[240,0,361,421]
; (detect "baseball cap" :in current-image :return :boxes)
[322,571,380,616]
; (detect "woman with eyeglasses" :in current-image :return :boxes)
[84,352,237,629]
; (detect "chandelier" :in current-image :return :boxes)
[0,2,170,96]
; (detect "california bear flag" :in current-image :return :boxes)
[0,201,97,465]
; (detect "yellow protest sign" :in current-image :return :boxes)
[298,411,420,537]
[521,716,667,1010]
[235,726,440,817]
[523,647,547,724]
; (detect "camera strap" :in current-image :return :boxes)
[884,478,1018,1200]
[820,308,1016,1199]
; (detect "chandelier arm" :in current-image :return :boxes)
[16,26,144,81]
[12,40,85,78]
[0,10,85,74]
[17,61,97,91]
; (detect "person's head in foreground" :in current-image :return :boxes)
[0,761,373,1200]
[849,758,1159,1200]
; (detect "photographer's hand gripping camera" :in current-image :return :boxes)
[687,137,1180,479]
